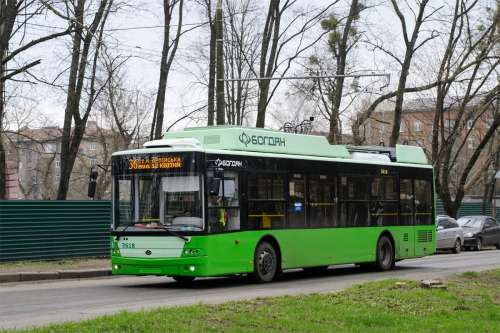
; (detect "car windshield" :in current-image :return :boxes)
[115,173,204,232]
[457,217,482,228]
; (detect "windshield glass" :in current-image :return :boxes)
[457,217,482,228]
[115,173,204,232]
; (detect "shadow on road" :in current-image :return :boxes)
[120,264,421,290]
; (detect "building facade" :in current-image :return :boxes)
[7,121,126,200]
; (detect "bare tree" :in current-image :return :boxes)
[0,0,71,199]
[150,0,184,140]
[255,0,340,128]
[431,0,499,217]
[223,0,260,125]
[47,0,114,200]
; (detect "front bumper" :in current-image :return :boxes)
[111,255,209,277]
[463,237,478,248]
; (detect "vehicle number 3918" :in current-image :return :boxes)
[121,242,135,249]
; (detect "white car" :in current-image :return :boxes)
[436,215,464,253]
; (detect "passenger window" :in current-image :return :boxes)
[340,176,369,227]
[400,179,414,226]
[207,171,240,232]
[288,174,306,228]
[247,173,286,229]
[370,177,398,226]
[309,175,337,227]
[415,179,433,225]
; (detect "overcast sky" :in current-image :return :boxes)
[6,0,497,132]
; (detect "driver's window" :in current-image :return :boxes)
[207,170,240,232]
[484,219,494,229]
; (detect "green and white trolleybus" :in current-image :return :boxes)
[111,126,435,283]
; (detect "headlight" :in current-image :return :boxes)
[183,248,202,257]
[464,232,474,238]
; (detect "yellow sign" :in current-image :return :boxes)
[380,168,389,175]
[128,156,183,170]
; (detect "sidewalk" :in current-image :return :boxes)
[0,258,111,283]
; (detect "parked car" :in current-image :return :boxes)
[436,215,464,253]
[457,216,500,251]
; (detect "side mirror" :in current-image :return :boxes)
[436,225,444,231]
[208,178,221,196]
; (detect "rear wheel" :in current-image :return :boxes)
[171,276,195,284]
[375,236,394,271]
[452,239,462,254]
[253,241,279,283]
[475,238,482,251]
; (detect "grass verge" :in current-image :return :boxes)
[3,269,500,333]
[0,258,109,274]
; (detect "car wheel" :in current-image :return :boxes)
[452,239,461,254]
[495,243,500,250]
[475,238,482,251]
[171,276,195,284]
[375,236,394,271]
[253,241,279,283]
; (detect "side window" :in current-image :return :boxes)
[340,176,370,227]
[207,171,240,232]
[288,173,306,228]
[309,174,337,227]
[370,177,398,226]
[449,220,459,229]
[484,219,494,229]
[400,179,414,226]
[247,173,286,229]
[437,219,446,228]
[415,179,433,225]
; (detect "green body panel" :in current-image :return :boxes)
[111,226,435,277]
[395,145,428,165]
[163,126,351,159]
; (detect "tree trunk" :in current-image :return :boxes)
[57,0,110,199]
[215,0,225,125]
[207,18,216,125]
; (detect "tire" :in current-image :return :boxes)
[452,239,462,254]
[171,276,195,284]
[475,238,482,251]
[496,243,500,250]
[303,266,329,275]
[253,241,279,283]
[375,236,394,271]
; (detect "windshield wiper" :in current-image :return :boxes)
[116,221,189,242]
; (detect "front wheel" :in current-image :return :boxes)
[475,238,482,251]
[253,241,279,283]
[171,276,195,284]
[452,239,462,254]
[375,236,394,271]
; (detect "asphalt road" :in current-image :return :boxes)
[1,250,500,330]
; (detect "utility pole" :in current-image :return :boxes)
[215,0,225,125]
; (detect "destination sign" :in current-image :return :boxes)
[128,156,183,170]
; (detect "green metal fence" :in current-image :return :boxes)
[436,201,500,220]
[0,201,111,262]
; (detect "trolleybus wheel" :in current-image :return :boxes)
[375,236,394,271]
[253,241,278,283]
[171,276,195,284]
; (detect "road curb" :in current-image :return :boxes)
[0,269,111,283]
